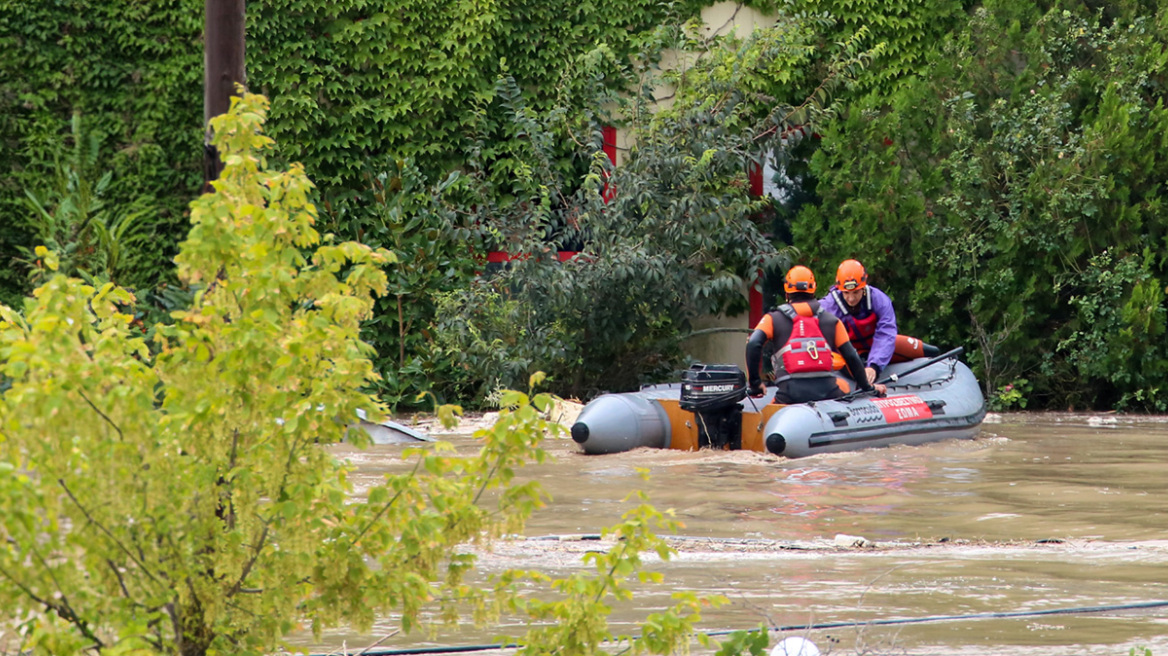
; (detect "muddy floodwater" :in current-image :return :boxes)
[288,413,1168,656]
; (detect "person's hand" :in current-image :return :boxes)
[873,383,887,397]
[865,367,877,385]
[749,382,766,398]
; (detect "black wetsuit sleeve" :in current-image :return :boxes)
[746,329,769,388]
[839,341,874,392]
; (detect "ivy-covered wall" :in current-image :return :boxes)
[0,1,205,304]
[245,0,709,188]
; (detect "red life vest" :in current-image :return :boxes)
[831,289,878,354]
[772,304,834,381]
[846,313,879,353]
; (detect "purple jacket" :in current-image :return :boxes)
[818,285,898,372]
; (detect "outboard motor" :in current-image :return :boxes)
[679,363,747,450]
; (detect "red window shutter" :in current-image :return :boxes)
[602,125,617,203]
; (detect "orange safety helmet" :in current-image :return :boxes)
[835,259,868,291]
[784,265,817,294]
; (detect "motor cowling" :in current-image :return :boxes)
[679,364,747,450]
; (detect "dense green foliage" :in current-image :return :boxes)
[793,1,1168,409]
[248,0,703,187]
[426,17,887,401]
[430,125,781,399]
[784,0,970,93]
[317,161,484,408]
[0,0,204,306]
[19,112,155,289]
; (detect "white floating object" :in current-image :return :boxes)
[771,636,820,656]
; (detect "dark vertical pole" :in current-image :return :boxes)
[203,0,246,191]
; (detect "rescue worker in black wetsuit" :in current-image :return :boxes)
[745,266,885,404]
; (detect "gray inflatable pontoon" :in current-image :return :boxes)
[571,351,986,458]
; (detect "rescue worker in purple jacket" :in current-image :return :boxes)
[819,259,939,386]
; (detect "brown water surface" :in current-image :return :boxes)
[289,413,1168,655]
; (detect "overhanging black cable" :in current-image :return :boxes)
[304,599,1168,656]
[705,598,1168,636]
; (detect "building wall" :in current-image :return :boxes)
[609,2,774,166]
[609,3,774,370]
[685,312,752,370]
[700,1,778,38]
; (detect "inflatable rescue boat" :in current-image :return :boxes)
[570,348,985,458]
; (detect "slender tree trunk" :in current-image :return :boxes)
[204,0,247,191]
[398,294,406,366]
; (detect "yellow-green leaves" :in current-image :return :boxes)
[506,495,719,656]
[33,245,59,271]
[0,91,400,655]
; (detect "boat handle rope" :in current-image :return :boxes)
[836,346,965,402]
[886,358,957,392]
[303,598,1168,656]
[876,346,964,386]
